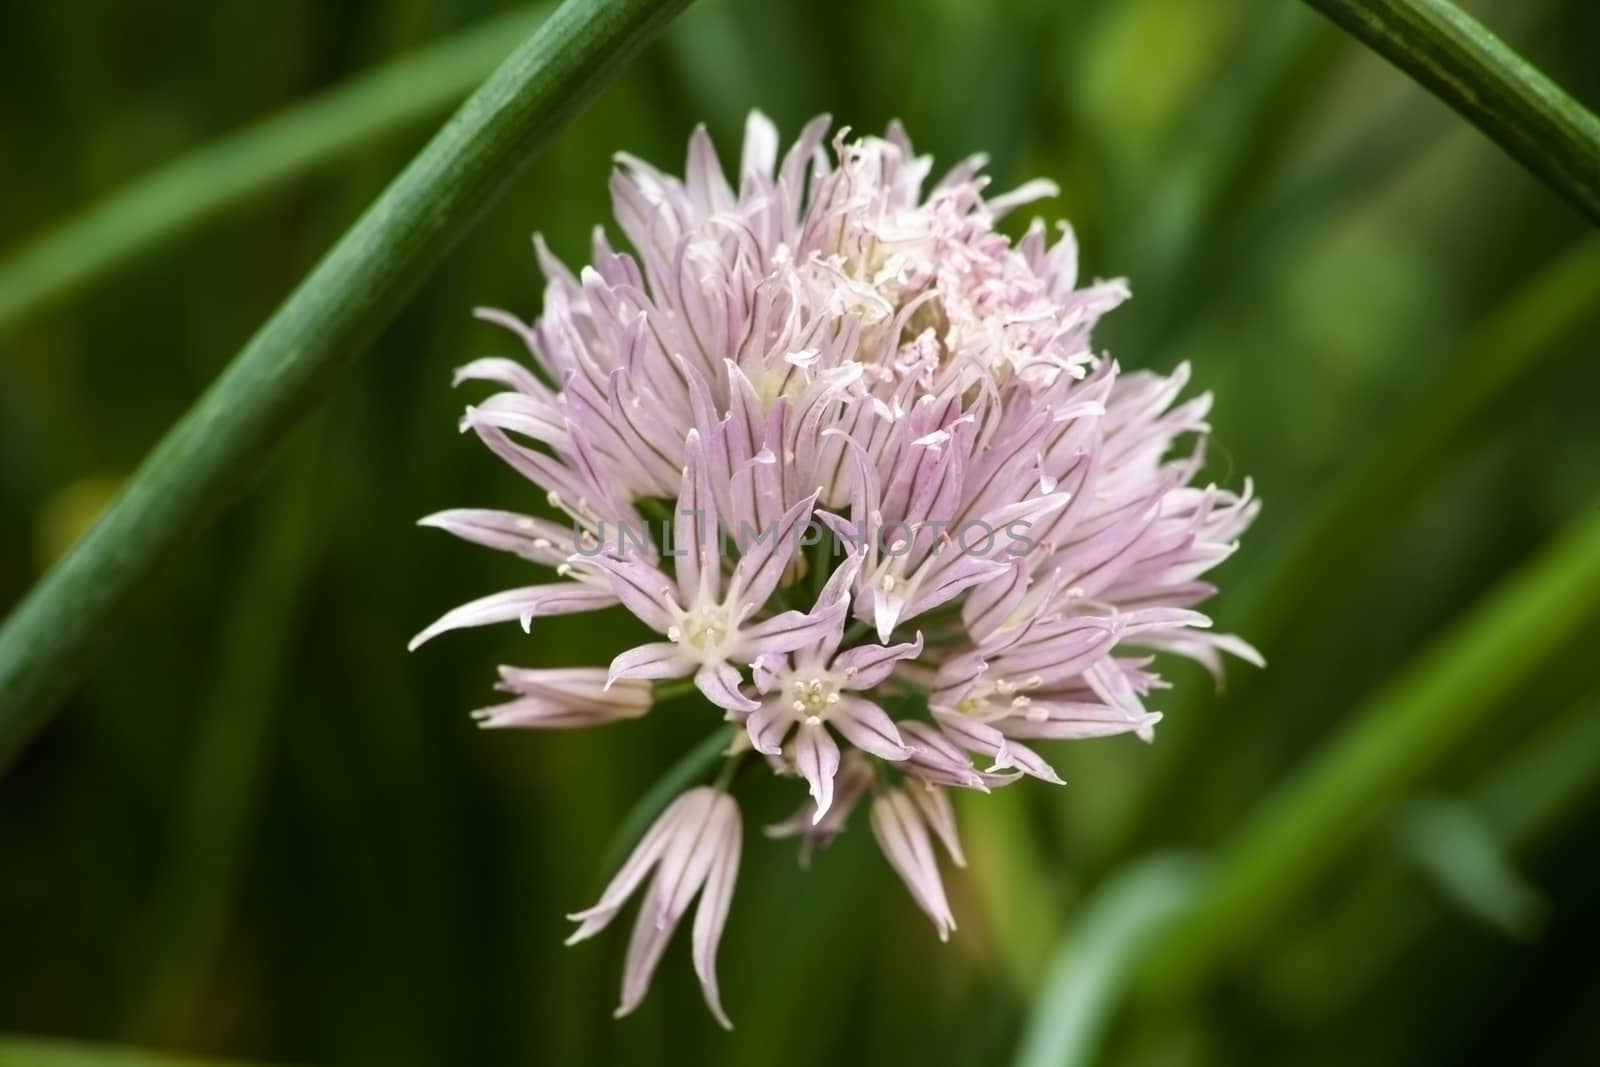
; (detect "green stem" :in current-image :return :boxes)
[597,724,735,874]
[635,496,672,530]
[1300,0,1600,223]
[1147,504,1600,992]
[1011,856,1204,1067]
[651,678,699,702]
[0,0,693,774]
[0,5,550,335]
[712,749,748,791]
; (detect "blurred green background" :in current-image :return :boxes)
[2,0,1598,1064]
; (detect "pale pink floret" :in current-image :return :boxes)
[471,668,651,730]
[869,788,966,941]
[566,787,743,1029]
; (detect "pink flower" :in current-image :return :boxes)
[566,787,743,1029]
[413,113,1261,1023]
[470,668,651,730]
[745,624,921,820]
[869,786,968,941]
[581,429,848,714]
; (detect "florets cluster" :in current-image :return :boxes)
[413,113,1259,1026]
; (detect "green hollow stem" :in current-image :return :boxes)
[1147,504,1600,992]
[1011,856,1204,1067]
[650,678,700,703]
[0,1035,277,1067]
[0,0,693,773]
[1300,0,1600,223]
[0,5,549,334]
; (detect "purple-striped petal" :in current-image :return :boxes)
[907,785,966,867]
[417,508,573,567]
[608,643,692,686]
[1000,703,1164,742]
[832,633,924,690]
[567,790,706,942]
[897,721,987,791]
[614,885,676,1020]
[831,695,912,761]
[933,711,1064,785]
[409,583,616,651]
[581,553,680,633]
[695,662,759,714]
[691,796,742,1029]
[870,790,956,940]
[729,490,820,612]
[743,701,792,755]
[740,603,847,659]
[673,429,720,604]
[792,722,841,823]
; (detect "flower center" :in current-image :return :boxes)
[955,673,1043,721]
[670,606,736,658]
[955,695,991,718]
[788,676,839,723]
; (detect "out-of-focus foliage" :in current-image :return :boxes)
[1,1,1597,1065]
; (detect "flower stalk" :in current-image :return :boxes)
[1302,0,1600,222]
[0,0,695,772]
